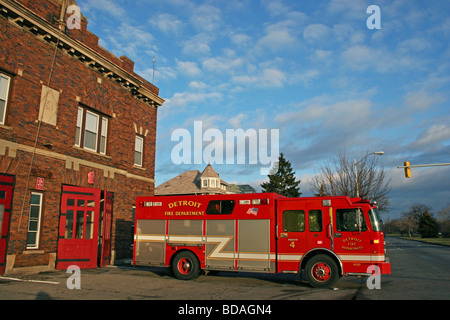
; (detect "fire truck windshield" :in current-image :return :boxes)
[368,207,383,232]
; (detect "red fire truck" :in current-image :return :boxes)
[133,193,390,288]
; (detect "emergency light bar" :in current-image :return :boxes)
[239,199,270,205]
[139,201,162,207]
[322,200,331,207]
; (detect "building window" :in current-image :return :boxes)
[202,179,208,188]
[75,106,109,155]
[0,73,11,125]
[27,193,43,249]
[134,136,143,166]
[100,118,108,154]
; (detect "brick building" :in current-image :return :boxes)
[0,0,164,274]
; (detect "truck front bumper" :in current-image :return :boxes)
[378,257,391,274]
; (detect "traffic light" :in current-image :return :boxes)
[404,161,411,178]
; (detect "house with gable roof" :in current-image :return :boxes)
[155,164,255,196]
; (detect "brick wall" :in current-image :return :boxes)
[0,0,163,270]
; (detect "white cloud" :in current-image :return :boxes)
[403,89,446,112]
[79,0,126,18]
[177,60,202,77]
[202,57,245,74]
[254,12,304,53]
[261,0,290,16]
[258,29,297,50]
[297,69,320,85]
[156,67,177,81]
[228,113,247,129]
[181,34,212,56]
[326,0,369,20]
[398,38,433,53]
[188,81,208,90]
[190,4,222,33]
[276,98,372,126]
[340,45,383,72]
[274,97,374,162]
[303,24,331,43]
[232,68,286,88]
[230,33,252,47]
[414,124,450,148]
[103,22,156,59]
[150,13,183,34]
[163,91,223,113]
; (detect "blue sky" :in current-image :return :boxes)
[77,0,450,219]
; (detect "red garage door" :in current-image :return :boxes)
[57,186,112,270]
[0,174,14,275]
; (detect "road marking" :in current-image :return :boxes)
[0,276,60,285]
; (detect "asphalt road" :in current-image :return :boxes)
[0,236,449,302]
[362,236,450,300]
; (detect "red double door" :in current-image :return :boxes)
[57,185,113,270]
[0,175,14,275]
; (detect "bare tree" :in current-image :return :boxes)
[310,151,391,212]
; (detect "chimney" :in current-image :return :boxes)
[120,56,135,73]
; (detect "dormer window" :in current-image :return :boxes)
[202,179,208,188]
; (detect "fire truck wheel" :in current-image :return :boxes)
[172,251,200,280]
[304,254,339,288]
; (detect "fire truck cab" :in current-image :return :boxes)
[133,193,390,288]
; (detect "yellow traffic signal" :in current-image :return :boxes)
[404,161,411,178]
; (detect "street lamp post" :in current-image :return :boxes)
[354,151,384,198]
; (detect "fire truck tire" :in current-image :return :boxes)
[304,254,339,288]
[172,251,200,280]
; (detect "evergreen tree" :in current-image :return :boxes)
[418,210,439,238]
[261,153,301,197]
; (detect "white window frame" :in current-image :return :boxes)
[0,73,11,125]
[134,135,144,167]
[75,107,83,147]
[100,117,108,155]
[27,192,43,249]
[75,106,109,155]
[84,110,99,152]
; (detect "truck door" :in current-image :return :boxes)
[276,199,308,272]
[301,199,332,251]
[333,208,372,266]
[276,199,332,273]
